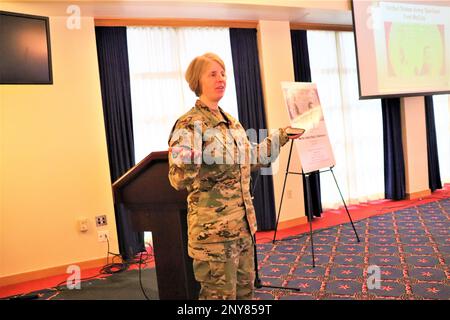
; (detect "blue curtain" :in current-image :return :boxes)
[291,29,322,219]
[424,96,442,191]
[381,98,406,200]
[229,28,276,230]
[95,27,145,259]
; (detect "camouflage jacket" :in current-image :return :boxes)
[168,100,289,261]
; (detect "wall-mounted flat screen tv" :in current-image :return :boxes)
[0,11,53,84]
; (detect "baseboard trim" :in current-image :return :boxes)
[406,189,431,200]
[0,257,112,287]
[277,216,308,230]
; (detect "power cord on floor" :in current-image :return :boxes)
[138,252,151,300]
[54,235,129,290]
[99,236,128,275]
[8,234,154,300]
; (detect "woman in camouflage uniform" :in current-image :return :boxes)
[168,53,301,300]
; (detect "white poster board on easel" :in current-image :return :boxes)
[281,82,336,174]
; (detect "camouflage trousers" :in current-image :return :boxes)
[192,234,255,300]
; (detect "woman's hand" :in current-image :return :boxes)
[284,126,305,139]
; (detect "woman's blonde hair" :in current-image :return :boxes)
[185,52,226,97]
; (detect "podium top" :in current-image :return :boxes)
[112,151,188,206]
[112,151,168,190]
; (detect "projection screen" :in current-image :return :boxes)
[351,0,450,99]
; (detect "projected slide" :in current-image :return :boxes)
[352,1,450,98]
[386,23,443,78]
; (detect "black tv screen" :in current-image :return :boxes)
[0,11,53,84]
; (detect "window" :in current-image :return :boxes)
[307,30,385,209]
[433,94,450,184]
[126,27,239,162]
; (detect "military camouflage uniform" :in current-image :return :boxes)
[168,99,289,300]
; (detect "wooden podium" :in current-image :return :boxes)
[112,151,199,300]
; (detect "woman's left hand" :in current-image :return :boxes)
[284,126,305,139]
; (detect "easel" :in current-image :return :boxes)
[252,139,361,292]
[272,139,360,267]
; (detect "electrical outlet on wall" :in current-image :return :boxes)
[287,190,293,199]
[95,215,108,227]
[78,217,88,232]
[97,230,109,242]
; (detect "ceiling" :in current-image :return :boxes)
[2,1,354,25]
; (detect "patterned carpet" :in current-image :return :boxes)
[254,198,450,300]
